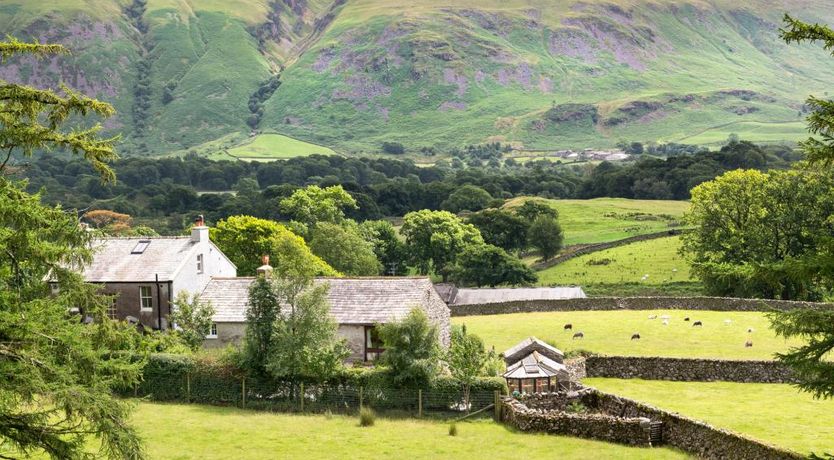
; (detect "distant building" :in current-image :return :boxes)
[72,217,236,329]
[437,285,587,306]
[201,275,450,362]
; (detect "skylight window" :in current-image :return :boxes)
[131,240,151,254]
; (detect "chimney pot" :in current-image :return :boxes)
[191,215,208,243]
[256,254,273,278]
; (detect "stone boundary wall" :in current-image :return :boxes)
[501,397,652,447]
[531,229,684,271]
[585,390,803,459]
[583,356,797,383]
[450,295,834,316]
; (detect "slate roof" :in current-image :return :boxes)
[451,287,586,305]
[503,337,565,365]
[203,277,444,325]
[82,237,200,282]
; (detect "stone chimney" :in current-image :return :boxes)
[191,214,208,243]
[256,255,273,278]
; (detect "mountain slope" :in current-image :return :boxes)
[1,0,833,155]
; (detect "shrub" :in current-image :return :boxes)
[359,407,375,427]
[448,423,458,436]
[567,401,588,414]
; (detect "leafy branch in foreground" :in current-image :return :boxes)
[0,38,118,181]
[769,308,834,399]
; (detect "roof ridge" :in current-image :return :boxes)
[95,236,191,240]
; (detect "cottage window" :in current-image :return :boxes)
[139,286,153,311]
[197,253,204,274]
[206,323,218,339]
[364,326,385,362]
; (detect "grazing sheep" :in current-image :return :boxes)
[631,333,641,340]
[648,314,657,320]
[660,315,671,320]
[684,317,690,322]
[745,340,753,348]
[724,319,732,326]
[693,321,703,327]
[662,320,669,326]
[564,323,573,331]
[747,328,754,333]
[572,332,584,340]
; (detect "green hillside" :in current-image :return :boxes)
[2,0,833,155]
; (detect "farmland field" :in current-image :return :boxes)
[454,310,800,359]
[586,379,834,456]
[115,402,689,459]
[536,236,701,296]
[226,133,339,160]
[503,197,689,246]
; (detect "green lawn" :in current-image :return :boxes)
[121,402,688,459]
[504,197,689,246]
[455,310,800,359]
[227,133,338,159]
[536,236,701,296]
[586,379,834,456]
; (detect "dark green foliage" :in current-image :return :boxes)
[359,220,408,275]
[770,307,834,399]
[515,200,558,222]
[448,423,458,436]
[467,209,529,253]
[247,75,281,129]
[452,244,537,287]
[242,277,280,378]
[168,292,216,351]
[440,184,493,213]
[377,308,441,388]
[528,215,564,261]
[309,222,381,276]
[400,210,484,281]
[381,141,405,155]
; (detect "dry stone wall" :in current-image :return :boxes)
[586,390,803,459]
[583,356,797,383]
[502,390,803,459]
[450,296,834,316]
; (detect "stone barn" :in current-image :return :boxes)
[200,275,451,363]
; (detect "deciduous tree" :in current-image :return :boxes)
[168,292,215,352]
[400,210,484,281]
[528,215,564,261]
[377,308,441,387]
[309,222,381,276]
[452,244,537,287]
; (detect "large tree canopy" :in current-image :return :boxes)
[400,210,484,281]
[0,39,144,459]
[211,215,337,277]
[308,222,381,276]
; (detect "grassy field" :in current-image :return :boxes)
[119,402,688,459]
[455,310,800,359]
[504,197,689,246]
[226,133,339,159]
[536,235,702,295]
[586,379,834,456]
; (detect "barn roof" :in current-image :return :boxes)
[81,237,200,283]
[451,287,586,305]
[203,276,445,325]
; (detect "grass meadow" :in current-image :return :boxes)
[454,310,800,359]
[586,379,834,456]
[227,133,339,159]
[124,402,689,459]
[504,197,689,246]
[535,236,702,295]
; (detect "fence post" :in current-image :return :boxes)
[359,386,364,410]
[300,383,305,412]
[494,391,501,421]
[186,372,191,403]
[241,377,246,408]
[418,389,423,418]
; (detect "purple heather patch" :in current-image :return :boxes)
[439,101,467,111]
[443,68,468,96]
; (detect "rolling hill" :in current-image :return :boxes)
[2,0,833,156]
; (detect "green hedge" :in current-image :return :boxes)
[126,354,506,415]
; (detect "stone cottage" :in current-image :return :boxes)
[70,217,236,329]
[200,275,451,362]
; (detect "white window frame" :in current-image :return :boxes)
[139,286,153,311]
[197,253,204,274]
[206,323,218,339]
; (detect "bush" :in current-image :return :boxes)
[448,423,458,436]
[567,401,588,414]
[359,406,376,427]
